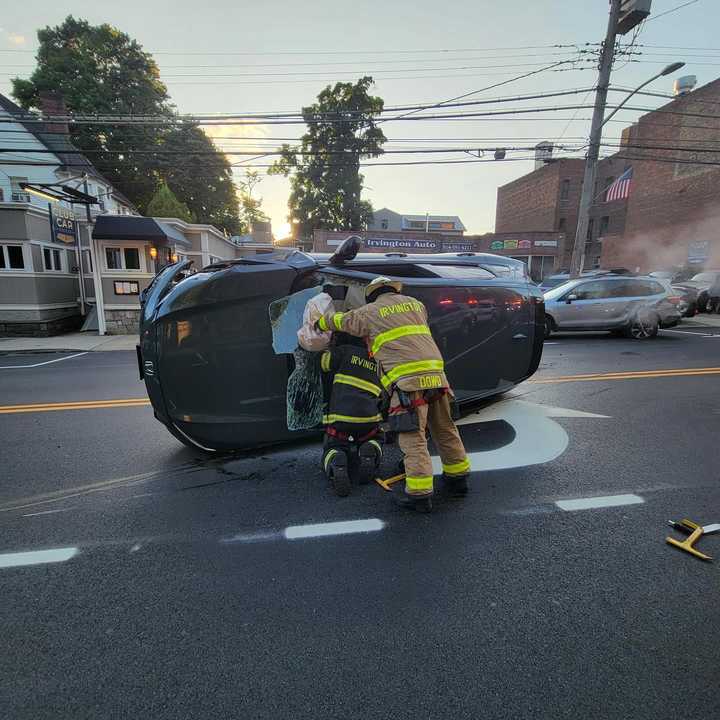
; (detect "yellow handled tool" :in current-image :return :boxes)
[375,473,405,492]
[665,519,714,561]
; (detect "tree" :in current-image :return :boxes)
[146,182,195,222]
[12,16,241,233]
[269,76,385,240]
[158,121,241,234]
[237,171,269,232]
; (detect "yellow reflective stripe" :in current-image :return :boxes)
[368,439,383,455]
[320,351,331,372]
[323,449,338,471]
[333,373,381,396]
[442,458,471,476]
[371,324,431,355]
[318,315,330,332]
[380,359,445,389]
[405,475,434,491]
[333,312,345,331]
[323,413,383,424]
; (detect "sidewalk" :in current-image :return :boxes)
[0,332,137,353]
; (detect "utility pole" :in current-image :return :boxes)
[569,0,622,277]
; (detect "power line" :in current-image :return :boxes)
[645,0,701,23]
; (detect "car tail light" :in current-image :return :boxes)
[467,297,479,306]
[439,298,454,306]
[668,295,682,305]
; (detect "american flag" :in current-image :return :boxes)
[605,167,633,202]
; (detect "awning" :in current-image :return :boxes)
[92,216,192,249]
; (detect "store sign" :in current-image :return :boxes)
[518,239,532,249]
[688,240,710,264]
[365,236,440,251]
[49,204,77,244]
[443,242,476,252]
[534,240,558,247]
[503,239,519,250]
[490,240,504,251]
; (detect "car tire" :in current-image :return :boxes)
[625,315,659,340]
[544,316,553,339]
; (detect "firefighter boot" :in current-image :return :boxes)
[356,440,382,485]
[392,491,433,513]
[324,448,351,497]
[442,473,469,498]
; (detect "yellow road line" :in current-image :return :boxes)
[2,366,719,415]
[531,367,720,384]
[0,398,151,415]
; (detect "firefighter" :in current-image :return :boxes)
[319,333,384,497]
[317,277,470,512]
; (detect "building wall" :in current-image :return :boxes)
[368,208,403,231]
[495,162,562,234]
[601,78,720,271]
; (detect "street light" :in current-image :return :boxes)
[568,60,685,277]
[600,62,685,129]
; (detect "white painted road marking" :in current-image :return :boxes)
[0,352,88,370]
[221,531,281,544]
[22,507,76,517]
[0,547,78,569]
[284,519,384,540]
[662,329,716,338]
[555,494,644,511]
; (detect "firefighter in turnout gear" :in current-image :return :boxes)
[320,333,384,497]
[317,277,470,512]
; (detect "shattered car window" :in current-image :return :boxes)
[269,286,326,430]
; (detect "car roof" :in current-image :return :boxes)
[312,251,524,267]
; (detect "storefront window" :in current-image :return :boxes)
[0,245,26,270]
[124,248,140,270]
[106,247,122,269]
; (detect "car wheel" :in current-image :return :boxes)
[626,315,659,340]
[544,316,553,338]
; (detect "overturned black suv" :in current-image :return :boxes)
[138,242,545,451]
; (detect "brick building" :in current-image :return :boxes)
[601,77,720,271]
[495,156,629,270]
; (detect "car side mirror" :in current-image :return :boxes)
[565,293,578,304]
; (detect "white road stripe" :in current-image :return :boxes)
[0,352,88,369]
[284,518,384,540]
[220,531,280,544]
[662,329,714,337]
[0,547,78,569]
[555,494,644,511]
[22,507,76,517]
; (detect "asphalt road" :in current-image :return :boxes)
[1,326,720,719]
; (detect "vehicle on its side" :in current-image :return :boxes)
[138,244,546,452]
[673,271,720,313]
[543,275,681,339]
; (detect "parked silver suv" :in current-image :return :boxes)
[543,276,681,339]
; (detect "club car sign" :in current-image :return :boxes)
[49,204,77,244]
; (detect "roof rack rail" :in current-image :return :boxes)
[385,252,407,257]
[456,252,477,257]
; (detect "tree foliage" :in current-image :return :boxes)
[237,171,268,232]
[12,16,240,233]
[145,182,194,222]
[269,77,385,239]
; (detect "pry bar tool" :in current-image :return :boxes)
[375,473,405,492]
[666,519,719,561]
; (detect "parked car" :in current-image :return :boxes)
[543,275,681,339]
[673,271,720,313]
[138,245,545,452]
[670,284,699,317]
[649,268,696,284]
[538,268,634,293]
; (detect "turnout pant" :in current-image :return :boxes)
[396,391,470,496]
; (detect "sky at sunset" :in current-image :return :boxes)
[1,0,717,236]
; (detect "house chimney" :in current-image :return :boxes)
[38,90,69,135]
